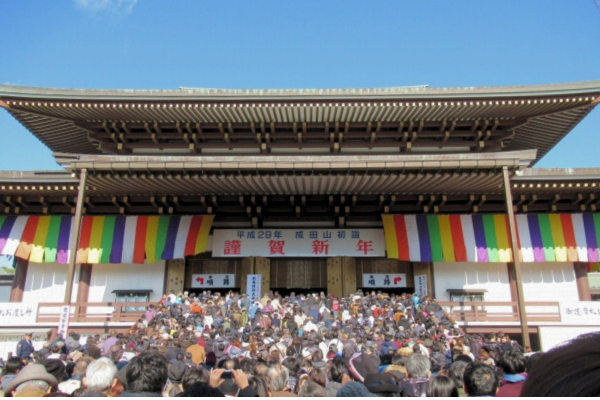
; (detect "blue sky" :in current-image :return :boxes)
[1,0,599,170]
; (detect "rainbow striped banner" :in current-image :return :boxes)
[0,215,214,264]
[382,213,600,263]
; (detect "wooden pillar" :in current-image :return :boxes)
[254,257,270,297]
[76,264,92,303]
[342,257,357,297]
[503,166,531,349]
[165,259,185,295]
[240,257,254,298]
[65,168,88,304]
[574,262,592,301]
[327,257,343,300]
[507,263,520,315]
[10,257,28,302]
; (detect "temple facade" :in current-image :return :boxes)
[1,80,600,352]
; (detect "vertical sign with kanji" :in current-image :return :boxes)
[57,305,70,338]
[246,274,262,302]
[414,275,428,297]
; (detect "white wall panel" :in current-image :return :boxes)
[23,262,78,303]
[88,261,166,303]
[433,262,511,302]
[522,262,578,302]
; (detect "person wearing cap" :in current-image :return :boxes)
[4,363,58,397]
[16,332,35,361]
[164,361,187,396]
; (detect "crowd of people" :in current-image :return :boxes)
[1,288,599,397]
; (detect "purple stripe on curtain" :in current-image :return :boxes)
[472,214,488,262]
[162,216,181,260]
[0,216,17,254]
[56,216,72,264]
[416,214,432,262]
[583,213,599,262]
[527,214,545,262]
[109,216,127,263]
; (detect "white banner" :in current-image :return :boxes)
[363,273,406,288]
[539,326,600,352]
[559,301,600,325]
[57,305,70,337]
[415,275,428,297]
[247,274,262,301]
[191,274,235,288]
[212,229,385,258]
[0,303,38,326]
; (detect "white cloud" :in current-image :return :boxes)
[73,0,137,16]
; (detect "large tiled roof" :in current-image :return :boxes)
[1,81,599,163]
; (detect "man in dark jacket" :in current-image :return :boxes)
[16,332,34,360]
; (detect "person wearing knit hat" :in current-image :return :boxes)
[336,381,376,397]
[4,363,58,397]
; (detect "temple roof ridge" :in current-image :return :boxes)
[1,79,600,100]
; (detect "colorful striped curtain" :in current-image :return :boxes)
[382,213,600,263]
[0,215,214,264]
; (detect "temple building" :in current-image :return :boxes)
[1,80,600,352]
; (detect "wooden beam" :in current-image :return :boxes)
[64,169,87,304]
[154,122,162,135]
[503,167,531,349]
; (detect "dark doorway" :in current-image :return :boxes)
[271,288,327,298]
[357,287,416,297]
[183,288,241,297]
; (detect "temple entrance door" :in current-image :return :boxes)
[271,258,327,295]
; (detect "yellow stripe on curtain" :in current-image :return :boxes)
[382,215,398,259]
